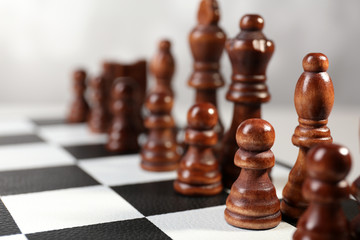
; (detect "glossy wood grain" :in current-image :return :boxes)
[220,14,274,189]
[293,143,351,240]
[281,53,334,220]
[174,103,222,196]
[225,118,281,229]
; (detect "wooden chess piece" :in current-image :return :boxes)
[150,39,175,96]
[351,176,360,240]
[88,75,109,133]
[224,118,281,229]
[293,143,352,240]
[188,0,227,157]
[174,103,222,196]
[220,14,274,189]
[281,53,334,220]
[67,69,89,123]
[141,87,180,171]
[106,77,140,153]
[101,60,147,133]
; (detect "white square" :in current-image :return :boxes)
[0,118,35,136]
[38,124,107,146]
[148,205,296,240]
[0,143,75,171]
[0,234,27,240]
[78,155,177,186]
[2,185,143,234]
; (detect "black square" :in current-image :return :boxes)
[0,165,99,196]
[31,118,66,126]
[0,134,43,146]
[112,180,228,216]
[26,218,171,240]
[64,144,137,160]
[0,199,21,236]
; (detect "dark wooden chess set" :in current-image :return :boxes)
[0,0,358,239]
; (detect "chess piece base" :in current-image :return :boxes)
[224,208,281,230]
[173,180,222,196]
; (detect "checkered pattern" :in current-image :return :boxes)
[0,117,356,240]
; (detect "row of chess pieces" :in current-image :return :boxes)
[66,0,359,239]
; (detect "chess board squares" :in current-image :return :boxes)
[0,143,75,171]
[31,118,66,127]
[0,165,98,196]
[2,186,143,234]
[0,118,35,136]
[38,124,107,146]
[78,155,176,186]
[148,205,296,240]
[0,199,21,237]
[0,134,43,146]
[64,144,122,160]
[111,180,228,217]
[26,218,170,240]
[0,234,27,240]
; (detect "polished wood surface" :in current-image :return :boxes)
[220,14,274,189]
[225,118,281,229]
[188,0,226,157]
[67,69,89,123]
[293,143,351,240]
[99,60,147,133]
[150,39,175,96]
[141,88,180,171]
[106,77,140,153]
[88,75,109,133]
[281,53,334,220]
[351,176,360,240]
[174,103,222,196]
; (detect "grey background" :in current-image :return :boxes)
[0,0,359,109]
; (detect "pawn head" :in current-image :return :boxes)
[112,77,138,99]
[307,143,351,183]
[159,39,171,52]
[302,53,329,72]
[73,69,86,82]
[236,118,275,152]
[240,14,264,31]
[187,102,218,130]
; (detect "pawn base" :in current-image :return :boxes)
[173,180,223,196]
[105,141,139,154]
[224,208,281,230]
[280,199,307,220]
[141,161,178,172]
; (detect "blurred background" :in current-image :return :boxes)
[0,0,359,179]
[0,0,359,107]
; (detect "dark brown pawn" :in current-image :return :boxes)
[106,77,140,153]
[88,75,109,133]
[67,69,89,123]
[102,60,147,133]
[188,0,227,157]
[221,14,274,189]
[225,118,280,229]
[293,143,351,240]
[281,53,334,220]
[141,88,180,171]
[351,176,360,240]
[150,40,175,96]
[174,103,222,196]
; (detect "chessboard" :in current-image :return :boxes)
[0,113,358,240]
